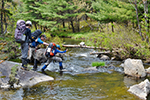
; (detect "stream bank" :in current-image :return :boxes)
[1,38,150,100]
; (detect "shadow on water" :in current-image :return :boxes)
[2,38,149,100]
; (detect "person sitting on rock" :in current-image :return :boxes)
[28,34,49,71]
[41,43,68,72]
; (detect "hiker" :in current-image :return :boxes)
[41,43,68,72]
[21,21,32,70]
[28,33,49,71]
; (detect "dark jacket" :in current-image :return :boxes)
[24,28,32,43]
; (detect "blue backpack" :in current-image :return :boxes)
[14,20,26,43]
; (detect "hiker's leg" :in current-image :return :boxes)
[42,58,52,71]
[59,62,63,70]
[22,58,28,67]
[33,59,38,71]
[28,47,35,61]
[21,43,29,69]
[33,49,37,70]
[21,43,29,59]
[53,57,63,70]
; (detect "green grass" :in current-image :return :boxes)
[92,62,105,67]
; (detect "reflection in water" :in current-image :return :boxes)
[123,76,145,88]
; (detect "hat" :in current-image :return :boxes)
[56,45,60,49]
[40,34,47,39]
[26,21,32,26]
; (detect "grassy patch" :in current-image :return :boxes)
[92,62,105,67]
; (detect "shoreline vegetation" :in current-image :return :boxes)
[1,22,150,63]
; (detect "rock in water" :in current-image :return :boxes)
[0,60,54,88]
[128,79,150,100]
[123,58,146,78]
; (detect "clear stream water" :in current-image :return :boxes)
[0,38,149,100]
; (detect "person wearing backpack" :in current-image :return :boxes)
[41,43,68,73]
[21,20,33,70]
[28,34,49,71]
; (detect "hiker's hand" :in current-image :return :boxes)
[66,49,68,52]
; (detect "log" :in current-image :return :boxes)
[90,51,115,55]
[62,45,108,50]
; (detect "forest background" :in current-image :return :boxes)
[0,0,150,63]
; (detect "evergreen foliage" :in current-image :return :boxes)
[87,0,135,24]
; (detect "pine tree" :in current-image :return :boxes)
[87,0,135,32]
[0,0,16,34]
[18,0,80,33]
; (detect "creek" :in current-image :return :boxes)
[0,38,148,100]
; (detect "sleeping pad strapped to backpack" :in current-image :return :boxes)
[31,29,42,40]
[14,20,26,43]
[45,43,56,58]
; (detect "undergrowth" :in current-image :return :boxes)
[53,22,150,62]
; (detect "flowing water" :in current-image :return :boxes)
[0,38,147,100]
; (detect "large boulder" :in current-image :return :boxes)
[35,48,47,63]
[123,58,146,78]
[0,60,54,88]
[128,79,150,100]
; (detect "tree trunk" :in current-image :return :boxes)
[4,13,7,34]
[1,0,4,34]
[111,22,114,32]
[84,14,88,20]
[132,22,135,28]
[62,20,66,32]
[70,19,75,33]
[134,0,144,40]
[143,0,149,43]
[34,23,37,30]
[77,18,80,32]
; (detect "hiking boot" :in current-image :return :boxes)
[61,68,67,72]
[41,68,45,72]
[59,66,67,71]
[33,59,37,71]
[59,66,63,71]
[21,66,28,70]
[31,67,37,71]
[41,69,48,75]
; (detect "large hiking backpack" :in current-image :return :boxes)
[14,20,26,43]
[31,29,42,40]
[45,43,56,58]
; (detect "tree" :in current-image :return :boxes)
[128,0,144,40]
[37,0,80,33]
[1,0,4,34]
[0,0,15,34]
[87,0,135,32]
[143,0,149,42]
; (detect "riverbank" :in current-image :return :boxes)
[52,24,150,63]
[1,23,150,63]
